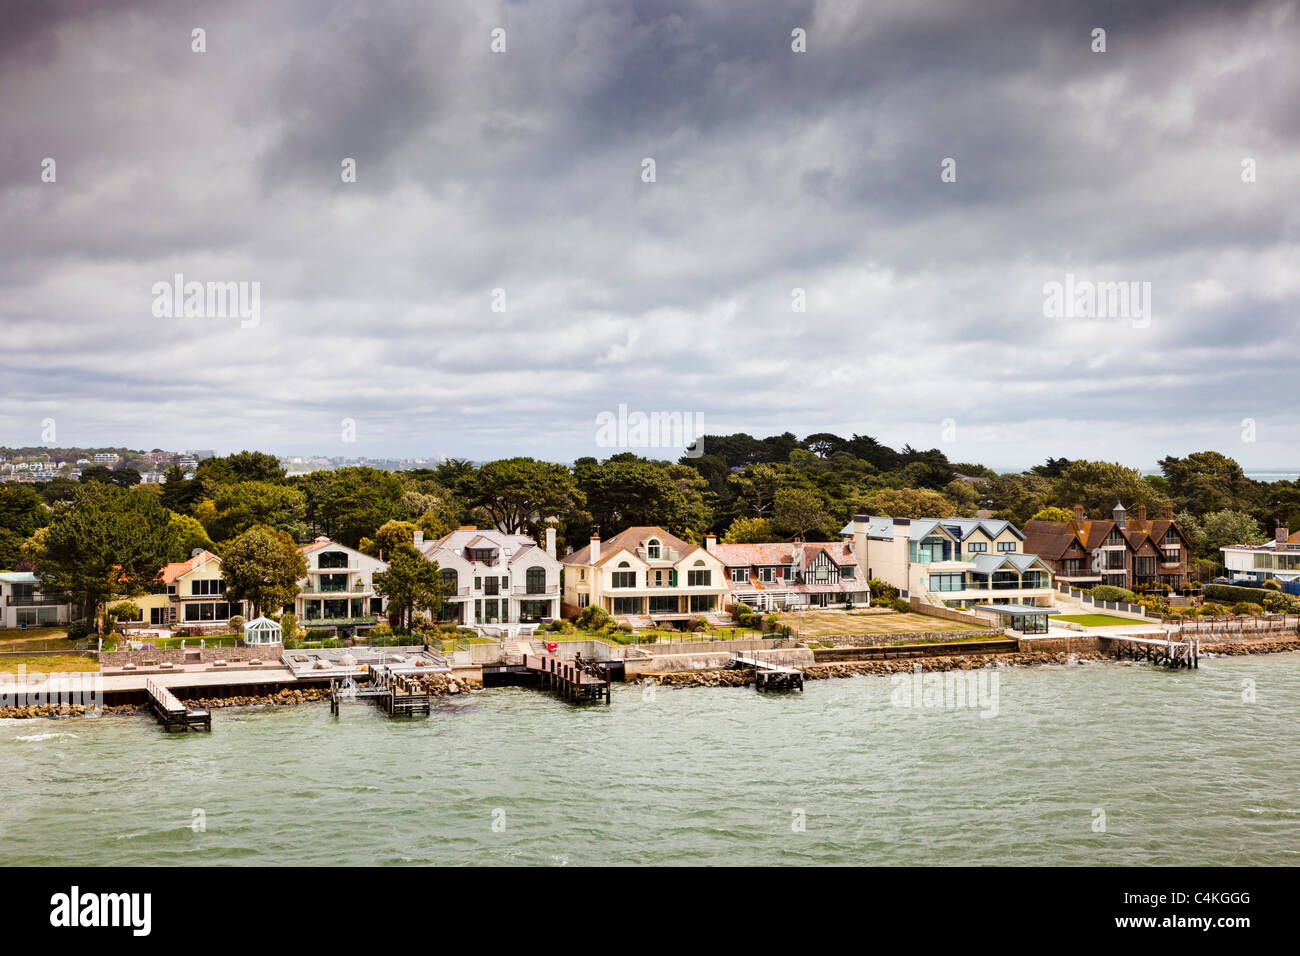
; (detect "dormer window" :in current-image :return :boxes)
[646,538,661,559]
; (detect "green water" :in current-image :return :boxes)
[1,655,1297,866]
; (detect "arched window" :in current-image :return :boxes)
[646,538,661,559]
[441,568,458,590]
[526,567,546,594]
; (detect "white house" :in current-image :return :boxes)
[0,572,72,628]
[419,526,561,632]
[294,537,388,638]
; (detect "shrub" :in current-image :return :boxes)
[734,602,753,617]
[889,597,912,613]
[689,616,706,632]
[279,612,298,642]
[66,618,93,641]
[577,605,612,631]
[763,612,780,632]
[227,614,246,635]
[1088,585,1138,603]
[1204,583,1266,605]
[1263,579,1281,590]
[867,578,899,604]
[1198,603,1227,617]
[1230,601,1264,616]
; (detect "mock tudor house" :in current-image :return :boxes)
[1022,502,1190,591]
[561,526,729,627]
[840,515,1055,609]
[710,537,870,611]
[294,537,388,638]
[418,526,561,631]
[1221,525,1300,586]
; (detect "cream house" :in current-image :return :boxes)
[295,537,388,638]
[841,516,1055,609]
[561,526,729,626]
[132,549,246,630]
[0,572,71,628]
[418,526,561,632]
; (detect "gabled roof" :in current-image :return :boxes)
[562,526,701,567]
[712,541,860,570]
[969,553,1051,575]
[421,527,544,565]
[161,549,221,583]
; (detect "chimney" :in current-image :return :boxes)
[1165,502,1174,521]
[589,534,600,563]
[1277,526,1289,548]
[1072,504,1084,527]
[413,529,424,547]
[545,526,556,559]
[705,533,716,554]
[1136,504,1147,527]
[792,537,805,567]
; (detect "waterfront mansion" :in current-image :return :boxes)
[841,515,1056,609]
[418,526,562,631]
[710,537,870,611]
[561,526,729,626]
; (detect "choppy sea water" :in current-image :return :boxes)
[1,655,1297,866]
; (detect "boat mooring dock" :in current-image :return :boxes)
[730,655,804,692]
[145,678,211,731]
[480,653,613,703]
[1107,634,1199,669]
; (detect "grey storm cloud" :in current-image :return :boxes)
[1,0,1297,469]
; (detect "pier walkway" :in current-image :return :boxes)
[1107,634,1199,669]
[730,655,804,692]
[145,678,211,731]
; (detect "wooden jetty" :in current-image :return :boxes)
[481,653,611,704]
[145,678,211,732]
[329,665,435,717]
[1108,634,1199,669]
[526,654,611,703]
[730,655,804,692]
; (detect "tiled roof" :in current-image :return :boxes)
[161,549,220,583]
[562,526,699,566]
[712,541,858,568]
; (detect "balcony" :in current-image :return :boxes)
[511,585,559,596]
[6,594,70,606]
[636,547,679,563]
[301,580,370,594]
[302,616,380,628]
[311,560,359,571]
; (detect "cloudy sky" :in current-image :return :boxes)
[2,0,1297,470]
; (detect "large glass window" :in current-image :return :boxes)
[689,595,716,613]
[611,596,642,615]
[930,573,965,592]
[319,573,348,592]
[318,551,350,569]
[648,595,678,614]
[526,567,546,594]
[997,541,1016,552]
[611,571,637,588]
[688,568,711,587]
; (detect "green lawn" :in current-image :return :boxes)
[1054,613,1142,627]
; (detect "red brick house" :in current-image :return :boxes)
[1022,502,1191,591]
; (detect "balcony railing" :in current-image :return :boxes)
[511,585,559,596]
[636,547,679,563]
[302,616,380,627]
[312,560,359,571]
[301,580,370,593]
[6,595,70,606]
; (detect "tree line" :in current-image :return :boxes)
[1,440,1294,631]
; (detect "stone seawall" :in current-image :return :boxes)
[811,630,1003,648]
